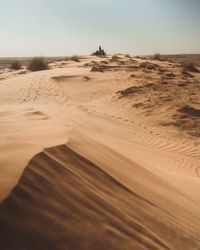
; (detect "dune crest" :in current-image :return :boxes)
[1,133,200,250]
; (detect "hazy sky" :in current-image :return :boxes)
[0,0,200,56]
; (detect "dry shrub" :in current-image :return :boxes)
[28,57,48,71]
[10,61,22,70]
[181,70,194,78]
[153,53,164,61]
[125,54,131,58]
[182,62,199,73]
[178,105,200,117]
[139,61,159,70]
[65,55,80,62]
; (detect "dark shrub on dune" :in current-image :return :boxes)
[152,53,164,61]
[139,61,159,70]
[10,61,22,70]
[125,54,131,58]
[71,55,81,62]
[181,70,194,78]
[28,57,48,71]
[182,62,199,73]
[65,55,80,62]
[178,105,200,117]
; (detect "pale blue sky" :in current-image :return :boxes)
[0,0,199,56]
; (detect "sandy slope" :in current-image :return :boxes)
[0,55,200,249]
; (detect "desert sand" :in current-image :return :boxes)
[0,55,200,249]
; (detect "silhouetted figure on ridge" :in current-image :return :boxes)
[92,46,106,57]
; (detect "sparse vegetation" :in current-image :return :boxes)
[139,61,160,70]
[178,105,200,117]
[28,57,48,72]
[152,53,163,61]
[65,55,81,62]
[125,54,131,58]
[157,54,200,66]
[182,62,199,73]
[70,55,81,62]
[117,83,154,97]
[10,61,22,70]
[182,70,194,78]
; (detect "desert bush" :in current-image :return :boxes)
[182,62,199,73]
[139,61,159,70]
[10,61,22,70]
[181,70,194,78]
[125,54,131,58]
[70,55,80,62]
[28,57,48,71]
[153,53,163,61]
[178,105,200,117]
[65,55,80,62]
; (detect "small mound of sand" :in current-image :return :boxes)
[51,75,79,82]
[24,110,49,120]
[83,76,90,81]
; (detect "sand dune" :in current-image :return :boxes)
[0,55,200,249]
[1,133,200,249]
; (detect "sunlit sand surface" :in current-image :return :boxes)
[0,55,200,249]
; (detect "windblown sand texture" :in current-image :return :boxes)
[0,55,200,249]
